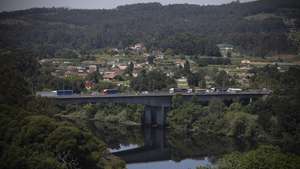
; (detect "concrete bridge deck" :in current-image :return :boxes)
[42,91,271,107]
[39,91,271,126]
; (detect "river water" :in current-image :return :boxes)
[84,120,253,169]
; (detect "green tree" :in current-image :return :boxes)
[86,72,102,83]
[0,49,39,105]
[183,60,191,75]
[208,99,225,114]
[125,61,134,75]
[217,145,300,169]
[187,73,200,87]
[214,70,231,88]
[172,94,185,109]
[131,70,176,91]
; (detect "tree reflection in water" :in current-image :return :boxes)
[80,120,256,165]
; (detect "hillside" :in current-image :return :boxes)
[0,0,299,58]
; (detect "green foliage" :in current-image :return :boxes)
[193,57,231,66]
[171,94,185,109]
[96,81,117,91]
[125,61,134,75]
[131,69,176,91]
[86,72,103,83]
[78,103,144,124]
[63,76,85,93]
[208,99,225,114]
[183,60,191,74]
[83,104,97,118]
[168,102,204,132]
[249,65,281,90]
[227,102,243,112]
[249,66,300,153]
[1,0,299,57]
[55,48,79,59]
[0,103,125,169]
[224,112,261,139]
[0,49,39,105]
[214,70,236,88]
[169,99,264,139]
[187,72,201,87]
[217,145,300,169]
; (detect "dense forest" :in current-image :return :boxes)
[0,0,299,57]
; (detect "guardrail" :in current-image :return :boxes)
[38,90,271,98]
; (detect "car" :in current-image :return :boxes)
[103,89,119,95]
[169,88,188,94]
[187,89,193,94]
[195,89,206,94]
[56,90,73,96]
[141,91,149,94]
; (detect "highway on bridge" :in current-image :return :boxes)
[38,91,271,99]
[38,90,271,126]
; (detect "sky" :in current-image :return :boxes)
[0,0,255,12]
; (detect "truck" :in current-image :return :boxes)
[56,90,73,96]
[169,88,188,94]
[103,89,119,95]
[195,89,207,94]
[227,88,242,93]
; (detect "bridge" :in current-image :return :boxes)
[40,91,271,126]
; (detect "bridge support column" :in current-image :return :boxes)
[143,106,169,127]
[155,106,168,127]
[144,106,152,126]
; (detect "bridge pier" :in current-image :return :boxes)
[143,106,169,127]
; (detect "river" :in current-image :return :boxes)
[82,120,254,169]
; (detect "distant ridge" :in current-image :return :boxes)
[0,0,299,57]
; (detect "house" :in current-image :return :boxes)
[117,64,128,71]
[217,44,234,58]
[67,66,77,72]
[88,65,97,73]
[76,66,86,73]
[132,70,140,77]
[176,77,188,88]
[84,81,95,90]
[175,59,185,67]
[129,43,146,53]
[241,59,251,65]
[134,63,144,69]
[152,50,164,59]
[103,70,121,80]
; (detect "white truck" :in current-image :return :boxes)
[227,88,242,93]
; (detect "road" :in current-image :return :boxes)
[37,90,271,98]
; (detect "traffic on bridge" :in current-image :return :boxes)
[36,87,271,98]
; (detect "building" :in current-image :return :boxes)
[88,65,97,73]
[129,43,146,53]
[217,44,234,58]
[103,70,121,81]
[84,81,95,90]
[117,64,128,71]
[241,59,251,65]
[175,59,185,67]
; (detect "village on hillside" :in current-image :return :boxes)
[38,42,300,94]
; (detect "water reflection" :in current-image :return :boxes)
[127,159,211,169]
[85,120,255,169]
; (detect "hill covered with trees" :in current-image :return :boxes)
[0,0,299,58]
